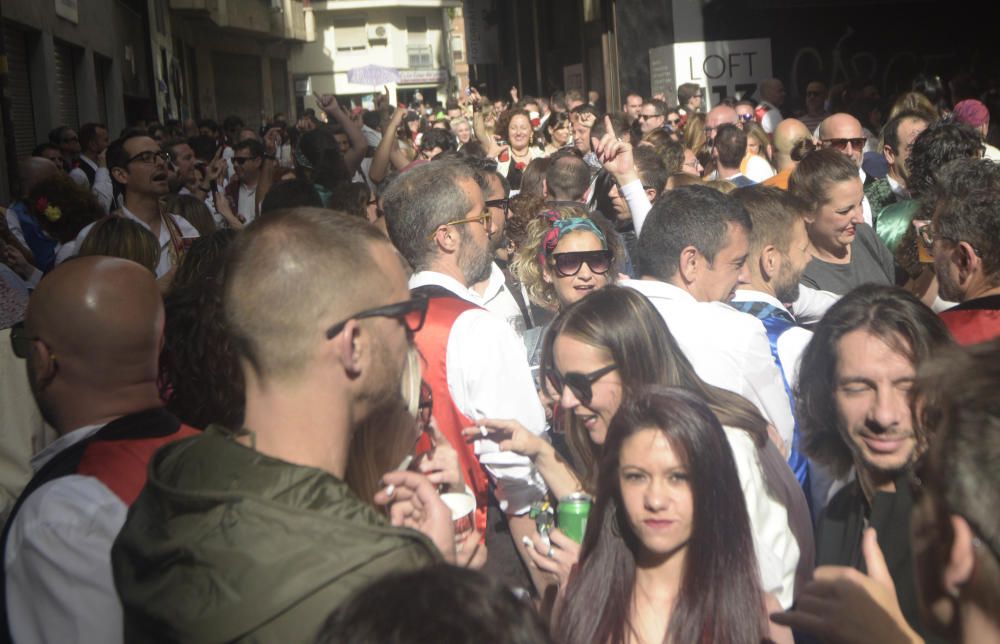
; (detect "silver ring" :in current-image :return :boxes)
[547,546,555,559]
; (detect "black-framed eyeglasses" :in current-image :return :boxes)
[918,223,982,256]
[127,150,171,165]
[821,137,867,151]
[547,363,618,406]
[9,321,35,359]
[233,156,260,166]
[666,117,682,125]
[552,250,613,277]
[325,295,429,340]
[485,198,510,217]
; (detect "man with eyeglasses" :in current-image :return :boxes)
[798,81,829,133]
[113,210,456,641]
[922,158,1000,344]
[1,257,199,644]
[225,139,266,225]
[382,161,551,596]
[69,133,199,280]
[638,99,667,135]
[819,113,875,226]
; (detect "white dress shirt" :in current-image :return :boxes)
[858,168,874,227]
[731,289,814,386]
[70,206,199,278]
[4,423,126,644]
[724,425,800,609]
[237,182,258,224]
[621,278,795,445]
[68,156,114,214]
[409,271,548,514]
[477,262,530,338]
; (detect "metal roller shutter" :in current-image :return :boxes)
[53,41,79,129]
[3,24,36,159]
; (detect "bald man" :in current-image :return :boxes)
[763,118,814,189]
[819,113,875,225]
[0,257,197,644]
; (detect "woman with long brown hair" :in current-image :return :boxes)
[467,287,812,608]
[554,386,792,644]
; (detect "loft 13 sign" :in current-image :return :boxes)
[664,38,773,109]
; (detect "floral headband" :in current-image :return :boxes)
[538,215,607,265]
[34,197,62,223]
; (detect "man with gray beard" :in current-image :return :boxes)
[382,161,551,596]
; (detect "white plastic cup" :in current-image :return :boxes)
[439,491,476,541]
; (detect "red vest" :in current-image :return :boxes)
[939,297,1000,346]
[412,289,489,533]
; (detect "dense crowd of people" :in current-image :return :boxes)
[1,69,999,643]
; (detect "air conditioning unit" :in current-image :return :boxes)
[366,24,388,40]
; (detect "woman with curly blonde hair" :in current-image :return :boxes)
[512,205,622,370]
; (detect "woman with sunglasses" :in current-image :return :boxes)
[790,148,897,295]
[512,206,622,373]
[554,386,792,644]
[467,287,813,608]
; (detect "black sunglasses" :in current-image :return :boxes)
[9,321,34,359]
[552,250,612,277]
[822,137,867,151]
[485,198,510,217]
[325,295,429,340]
[547,363,618,406]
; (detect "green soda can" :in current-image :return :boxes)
[557,493,592,544]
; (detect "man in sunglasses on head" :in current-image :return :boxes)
[113,209,456,641]
[69,133,199,280]
[382,161,551,596]
[818,113,875,226]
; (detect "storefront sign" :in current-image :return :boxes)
[398,69,447,85]
[650,38,773,108]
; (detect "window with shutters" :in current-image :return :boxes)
[53,41,80,129]
[334,18,366,52]
[407,45,433,69]
[2,23,36,159]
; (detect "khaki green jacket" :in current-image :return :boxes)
[112,426,439,643]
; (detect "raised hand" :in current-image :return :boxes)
[591,115,637,182]
[374,470,456,563]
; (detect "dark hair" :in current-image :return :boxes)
[539,287,768,488]
[419,128,455,155]
[795,284,953,478]
[196,119,219,135]
[881,110,930,153]
[907,121,983,198]
[325,182,372,220]
[640,130,685,175]
[26,174,102,243]
[496,108,533,145]
[543,112,571,144]
[233,138,265,159]
[913,340,1000,631]
[164,194,216,237]
[787,147,858,211]
[222,115,245,134]
[161,229,244,428]
[554,385,766,644]
[789,138,817,162]
[732,185,808,257]
[361,110,381,130]
[106,132,154,175]
[297,128,352,193]
[922,157,1000,285]
[713,123,747,168]
[260,178,324,214]
[317,564,552,644]
[518,157,550,198]
[677,83,702,106]
[48,125,74,146]
[187,134,219,162]
[31,142,60,158]
[637,185,752,281]
[632,145,668,195]
[643,98,667,116]
[78,123,107,151]
[545,154,590,201]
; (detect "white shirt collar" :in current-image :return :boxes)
[731,289,793,316]
[858,167,867,183]
[409,270,484,305]
[79,155,99,171]
[30,423,106,472]
[886,174,910,199]
[620,277,697,303]
[478,262,507,302]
